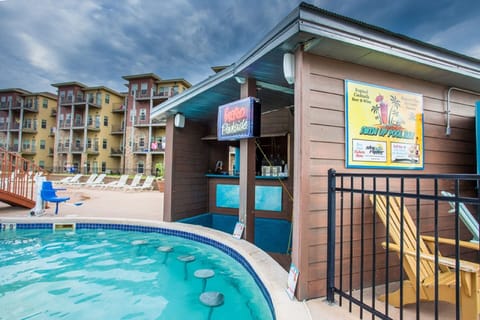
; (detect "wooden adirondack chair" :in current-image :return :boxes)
[369,194,479,320]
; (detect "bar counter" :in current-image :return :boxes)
[206,174,291,219]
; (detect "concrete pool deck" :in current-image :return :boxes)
[0,186,361,320]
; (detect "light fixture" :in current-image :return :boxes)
[283,52,295,85]
[234,76,246,84]
[174,113,185,128]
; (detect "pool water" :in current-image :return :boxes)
[0,228,273,319]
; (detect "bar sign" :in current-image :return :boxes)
[217,97,260,141]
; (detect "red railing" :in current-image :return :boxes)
[0,147,46,208]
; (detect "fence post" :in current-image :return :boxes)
[326,168,336,303]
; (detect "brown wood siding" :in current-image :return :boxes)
[164,118,209,221]
[293,52,480,300]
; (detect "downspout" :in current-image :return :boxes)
[446,87,480,136]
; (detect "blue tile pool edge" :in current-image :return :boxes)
[10,222,276,319]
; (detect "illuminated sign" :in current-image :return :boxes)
[345,80,424,169]
[217,97,260,140]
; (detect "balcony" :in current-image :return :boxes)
[58,120,72,130]
[11,101,22,110]
[22,125,37,133]
[86,123,101,131]
[151,118,166,126]
[86,145,99,155]
[134,119,150,127]
[50,109,57,117]
[23,103,38,113]
[74,97,101,108]
[0,124,8,131]
[21,147,36,155]
[71,145,84,153]
[112,103,126,113]
[56,145,69,153]
[72,120,85,129]
[60,96,74,105]
[7,144,20,152]
[111,125,124,134]
[110,147,123,157]
[132,143,149,153]
[0,102,10,110]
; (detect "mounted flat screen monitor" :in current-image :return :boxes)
[217,97,260,141]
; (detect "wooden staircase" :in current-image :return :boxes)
[0,147,45,209]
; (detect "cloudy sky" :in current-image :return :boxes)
[0,0,479,94]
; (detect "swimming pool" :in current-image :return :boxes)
[0,221,275,319]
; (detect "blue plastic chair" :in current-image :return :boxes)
[41,181,70,214]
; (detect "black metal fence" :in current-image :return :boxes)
[327,169,479,320]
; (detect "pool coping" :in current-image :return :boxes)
[0,216,311,320]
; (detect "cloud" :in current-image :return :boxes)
[0,0,478,94]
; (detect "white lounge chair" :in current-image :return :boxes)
[56,174,82,185]
[72,173,97,187]
[441,190,480,244]
[98,174,129,189]
[86,173,106,188]
[120,174,143,190]
[125,175,155,191]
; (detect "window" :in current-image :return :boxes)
[140,82,148,96]
[23,139,30,149]
[67,90,73,102]
[102,138,107,149]
[139,108,146,121]
[131,84,138,95]
[39,160,45,169]
[105,94,110,104]
[172,85,179,96]
[65,139,70,148]
[40,140,46,150]
[137,161,144,174]
[104,116,108,126]
[59,91,66,103]
[76,91,84,102]
[96,92,101,105]
[158,87,169,97]
[75,138,81,148]
[75,114,82,126]
[139,137,145,147]
[41,119,47,129]
[42,98,48,108]
[87,138,92,148]
[95,115,100,128]
[101,161,106,173]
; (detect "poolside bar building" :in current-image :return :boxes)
[151,3,480,301]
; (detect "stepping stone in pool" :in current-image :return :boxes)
[157,246,173,264]
[177,255,195,280]
[194,269,215,292]
[131,239,148,255]
[131,240,148,246]
[199,291,224,320]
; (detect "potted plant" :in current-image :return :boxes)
[155,162,165,192]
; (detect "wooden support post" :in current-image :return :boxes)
[239,78,256,242]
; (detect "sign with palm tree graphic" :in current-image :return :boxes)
[345,80,423,169]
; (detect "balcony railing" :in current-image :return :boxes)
[111,125,124,134]
[110,148,123,156]
[21,147,36,154]
[23,104,38,112]
[112,103,126,113]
